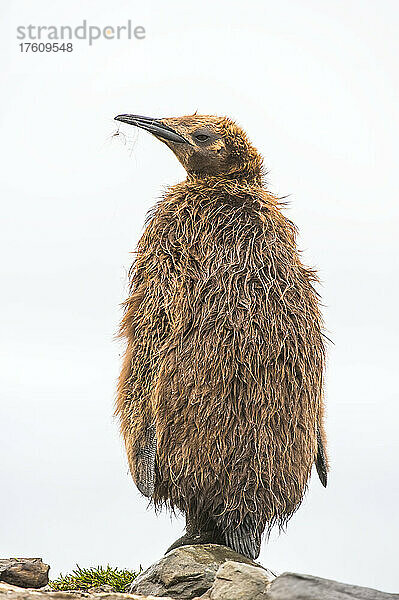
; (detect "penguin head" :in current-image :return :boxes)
[114,113,263,180]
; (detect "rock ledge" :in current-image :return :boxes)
[1,550,398,600]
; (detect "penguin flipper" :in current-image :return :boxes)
[135,423,157,497]
[315,426,328,487]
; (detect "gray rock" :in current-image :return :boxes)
[0,581,173,599]
[129,544,259,600]
[205,560,275,599]
[266,572,399,600]
[0,559,49,589]
[87,585,116,594]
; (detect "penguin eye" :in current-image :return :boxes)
[194,133,210,142]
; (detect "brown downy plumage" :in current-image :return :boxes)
[114,113,328,559]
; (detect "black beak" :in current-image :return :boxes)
[114,114,187,144]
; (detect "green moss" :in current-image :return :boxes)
[49,565,140,592]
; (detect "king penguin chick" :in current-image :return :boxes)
[114,113,328,560]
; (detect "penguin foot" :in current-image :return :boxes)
[165,530,223,554]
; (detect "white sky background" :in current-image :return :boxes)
[0,0,398,593]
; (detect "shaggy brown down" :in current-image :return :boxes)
[115,114,328,559]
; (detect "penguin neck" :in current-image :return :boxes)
[185,153,265,191]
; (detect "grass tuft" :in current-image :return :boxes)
[50,564,140,592]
